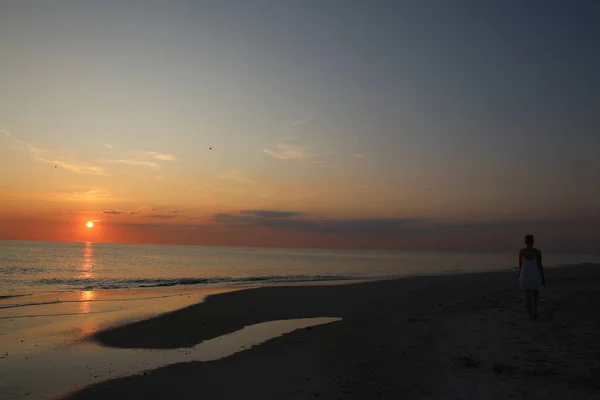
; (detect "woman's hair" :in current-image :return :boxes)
[525,235,534,246]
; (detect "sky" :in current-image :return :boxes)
[1,0,599,251]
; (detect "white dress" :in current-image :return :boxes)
[519,257,542,290]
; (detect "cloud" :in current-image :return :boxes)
[213,212,423,236]
[100,141,113,150]
[352,153,366,159]
[11,137,109,176]
[146,151,177,161]
[102,210,123,214]
[43,158,110,176]
[263,115,336,167]
[106,151,176,172]
[281,114,312,135]
[131,206,180,218]
[289,114,312,127]
[262,143,334,165]
[13,139,46,155]
[108,159,160,169]
[211,212,600,242]
[240,210,302,218]
[277,115,313,140]
[263,143,312,160]
[52,188,113,202]
[1,128,11,137]
[218,169,256,185]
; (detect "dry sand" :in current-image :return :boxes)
[54,264,600,400]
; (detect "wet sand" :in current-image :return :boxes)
[0,286,245,399]
[53,264,600,400]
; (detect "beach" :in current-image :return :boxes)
[5,263,594,399]
[2,1,599,399]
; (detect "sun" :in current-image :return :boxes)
[86,221,94,228]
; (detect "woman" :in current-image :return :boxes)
[518,235,545,319]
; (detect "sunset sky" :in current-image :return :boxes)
[1,1,599,251]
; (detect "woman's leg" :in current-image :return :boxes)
[532,290,539,319]
[524,290,533,318]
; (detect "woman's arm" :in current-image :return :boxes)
[537,250,545,285]
[518,249,523,269]
[518,249,523,279]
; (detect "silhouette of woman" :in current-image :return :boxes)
[518,235,545,319]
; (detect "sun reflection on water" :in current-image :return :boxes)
[79,242,94,280]
[77,290,98,338]
[78,243,95,318]
[81,290,95,301]
[78,290,95,314]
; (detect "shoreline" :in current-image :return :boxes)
[3,262,593,309]
[65,264,600,399]
[1,264,599,399]
[90,264,598,350]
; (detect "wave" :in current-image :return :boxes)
[35,274,360,291]
[0,293,31,300]
[0,292,204,310]
[0,275,361,309]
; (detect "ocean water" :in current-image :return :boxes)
[2,240,600,299]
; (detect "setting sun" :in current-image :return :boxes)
[86,221,94,228]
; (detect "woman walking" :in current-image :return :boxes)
[519,235,545,319]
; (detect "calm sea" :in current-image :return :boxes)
[2,240,600,299]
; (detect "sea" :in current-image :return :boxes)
[2,240,600,300]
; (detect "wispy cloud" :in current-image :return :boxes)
[52,188,113,202]
[12,139,46,155]
[146,151,177,161]
[217,169,256,185]
[100,141,113,150]
[1,128,12,137]
[263,143,334,167]
[213,211,420,236]
[44,159,110,176]
[21,143,108,176]
[263,143,313,160]
[124,206,179,217]
[279,114,312,141]
[9,135,109,176]
[352,153,366,159]
[105,150,176,172]
[240,210,302,218]
[283,114,311,130]
[143,214,177,219]
[102,210,123,214]
[263,116,334,166]
[108,159,160,169]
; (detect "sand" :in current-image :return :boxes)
[2,265,600,399]
[0,286,244,399]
